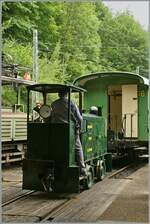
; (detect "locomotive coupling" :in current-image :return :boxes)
[39,168,54,192]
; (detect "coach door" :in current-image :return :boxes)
[122,85,138,138]
[108,85,122,135]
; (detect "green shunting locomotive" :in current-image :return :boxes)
[23,84,112,193]
[74,71,149,157]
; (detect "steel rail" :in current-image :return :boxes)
[108,164,131,178]
[40,199,69,222]
[2,190,35,207]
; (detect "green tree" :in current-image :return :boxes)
[59,3,101,80]
[2,2,38,43]
[2,40,68,108]
[2,2,62,51]
[98,9,148,76]
[2,2,148,80]
[38,42,68,84]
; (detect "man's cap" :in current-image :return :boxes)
[58,89,68,97]
[90,106,98,111]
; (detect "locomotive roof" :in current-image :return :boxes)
[73,71,149,87]
[27,84,86,93]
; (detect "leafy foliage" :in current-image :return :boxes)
[2,1,148,82]
[98,10,148,76]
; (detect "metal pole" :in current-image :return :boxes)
[124,114,126,137]
[136,66,140,74]
[33,29,38,82]
[32,30,38,107]
[27,90,30,123]
[79,92,82,115]
[0,1,2,159]
[68,88,71,124]
[131,114,133,138]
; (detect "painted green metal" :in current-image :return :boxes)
[23,83,112,193]
[27,123,70,163]
[74,72,149,86]
[82,114,107,160]
[84,85,108,123]
[23,113,112,193]
[138,85,148,140]
[69,121,76,166]
[74,72,149,142]
[23,122,80,193]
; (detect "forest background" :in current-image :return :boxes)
[2,1,148,107]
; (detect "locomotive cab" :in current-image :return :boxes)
[23,84,112,193]
[23,84,86,193]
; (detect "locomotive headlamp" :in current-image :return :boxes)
[39,105,51,118]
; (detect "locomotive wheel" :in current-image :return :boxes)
[83,170,94,189]
[96,159,106,181]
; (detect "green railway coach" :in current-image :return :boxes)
[74,72,149,155]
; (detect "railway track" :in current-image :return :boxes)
[2,190,35,207]
[3,161,145,207]
[41,162,148,222]
[40,199,71,222]
[108,161,146,179]
[2,192,71,223]
[2,167,125,209]
[2,161,147,223]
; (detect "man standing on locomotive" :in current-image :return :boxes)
[51,89,86,176]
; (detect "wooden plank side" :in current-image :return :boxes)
[2,186,28,204]
[3,193,67,220]
[99,166,148,223]
[2,214,40,223]
[50,179,129,222]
